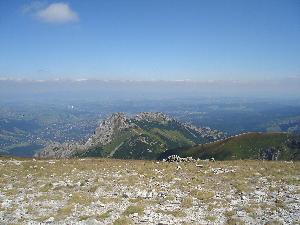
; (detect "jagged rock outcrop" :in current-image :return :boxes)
[85,113,131,147]
[134,112,172,123]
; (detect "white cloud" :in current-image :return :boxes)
[23,2,79,23]
[36,3,79,23]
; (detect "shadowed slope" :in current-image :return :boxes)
[160,132,300,160]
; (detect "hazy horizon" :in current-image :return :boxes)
[1,77,300,103]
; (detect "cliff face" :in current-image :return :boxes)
[85,113,131,147]
[36,112,224,159]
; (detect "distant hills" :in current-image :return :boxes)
[36,112,224,159]
[160,132,300,161]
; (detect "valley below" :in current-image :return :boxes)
[1,157,299,225]
[0,99,299,225]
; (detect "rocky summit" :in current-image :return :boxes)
[0,158,299,224]
[36,112,224,159]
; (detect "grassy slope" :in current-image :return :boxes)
[159,132,300,160]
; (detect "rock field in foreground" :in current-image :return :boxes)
[0,158,299,225]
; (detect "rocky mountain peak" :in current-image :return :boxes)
[85,112,130,147]
[101,112,128,129]
[134,112,172,123]
[36,112,225,159]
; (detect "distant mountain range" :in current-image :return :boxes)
[36,112,224,159]
[2,78,300,101]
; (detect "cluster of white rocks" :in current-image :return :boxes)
[163,155,196,163]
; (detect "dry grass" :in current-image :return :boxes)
[123,205,145,216]
[181,196,193,208]
[56,204,74,220]
[226,218,245,225]
[113,216,133,225]
[96,209,113,220]
[68,192,93,205]
[0,158,299,224]
[191,189,214,201]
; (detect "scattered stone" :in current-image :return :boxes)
[211,167,236,174]
[45,217,55,223]
[0,159,298,225]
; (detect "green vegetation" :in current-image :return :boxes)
[113,216,133,225]
[77,116,213,160]
[191,190,214,201]
[181,196,193,208]
[68,192,93,205]
[56,204,74,220]
[161,132,300,160]
[206,215,217,222]
[97,209,113,220]
[123,205,144,216]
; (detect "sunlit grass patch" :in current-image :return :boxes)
[40,182,53,192]
[191,189,214,201]
[68,192,93,205]
[129,197,143,203]
[96,209,113,220]
[123,205,145,216]
[226,218,245,225]
[4,188,18,196]
[206,215,217,222]
[181,196,193,208]
[79,215,90,221]
[232,180,250,193]
[56,204,74,220]
[113,216,133,225]
[99,196,121,204]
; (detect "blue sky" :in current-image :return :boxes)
[0,0,299,80]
